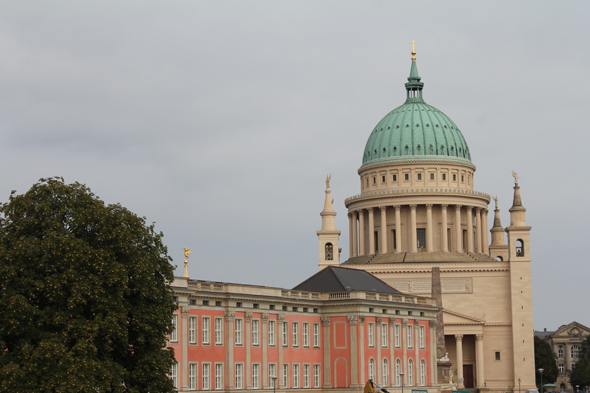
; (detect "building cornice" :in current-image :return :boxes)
[345,187,490,207]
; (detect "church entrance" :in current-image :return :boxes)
[463,365,474,388]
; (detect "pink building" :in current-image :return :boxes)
[170,266,439,393]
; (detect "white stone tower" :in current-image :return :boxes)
[317,175,341,270]
[506,173,535,390]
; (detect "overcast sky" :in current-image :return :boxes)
[0,1,588,330]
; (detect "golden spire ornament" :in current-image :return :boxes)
[182,247,191,278]
[410,39,417,60]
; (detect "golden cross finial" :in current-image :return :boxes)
[410,39,417,60]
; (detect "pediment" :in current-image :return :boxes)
[553,322,590,338]
[443,309,485,325]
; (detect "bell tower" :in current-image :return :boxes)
[505,172,535,390]
[317,175,341,270]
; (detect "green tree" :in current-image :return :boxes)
[570,336,590,390]
[535,335,558,389]
[0,178,177,393]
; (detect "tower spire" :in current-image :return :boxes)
[405,39,424,103]
[317,175,341,270]
[509,171,527,226]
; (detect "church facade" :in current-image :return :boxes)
[318,48,536,393]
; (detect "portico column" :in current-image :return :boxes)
[410,205,417,253]
[181,308,189,390]
[359,210,365,256]
[482,209,489,254]
[278,315,285,388]
[352,211,358,257]
[348,316,359,387]
[402,319,408,385]
[455,205,463,252]
[475,207,482,253]
[455,334,465,389]
[476,334,485,388]
[467,207,474,253]
[368,208,375,255]
[322,317,332,388]
[394,206,402,253]
[246,313,253,389]
[262,313,269,388]
[441,204,449,253]
[380,207,388,254]
[430,321,437,385]
[348,213,354,258]
[426,204,433,252]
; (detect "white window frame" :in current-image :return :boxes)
[369,358,376,381]
[395,324,401,348]
[559,363,564,373]
[215,317,223,345]
[382,323,388,348]
[419,325,425,349]
[407,325,413,349]
[292,322,299,347]
[170,362,179,388]
[283,364,289,388]
[558,345,564,358]
[235,363,243,390]
[252,363,260,389]
[395,358,402,386]
[170,314,178,342]
[189,316,197,345]
[252,319,260,346]
[235,318,243,345]
[215,363,223,390]
[368,323,375,347]
[303,364,310,388]
[420,359,426,386]
[293,364,300,388]
[382,358,389,386]
[269,363,277,387]
[203,363,211,390]
[313,323,320,347]
[189,362,198,390]
[408,359,414,386]
[313,364,320,388]
[202,317,211,345]
[282,321,289,347]
[268,320,276,346]
[303,323,310,347]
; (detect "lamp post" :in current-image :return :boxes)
[400,372,405,393]
[538,369,544,393]
[271,375,277,393]
[519,378,521,393]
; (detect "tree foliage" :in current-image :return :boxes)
[0,178,177,393]
[535,335,558,388]
[570,336,590,389]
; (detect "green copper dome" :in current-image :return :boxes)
[362,60,471,167]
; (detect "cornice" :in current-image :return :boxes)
[357,261,510,274]
[359,157,476,172]
[345,187,490,207]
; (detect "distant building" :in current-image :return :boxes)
[535,322,590,392]
[170,266,439,392]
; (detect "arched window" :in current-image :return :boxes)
[408,359,414,386]
[496,256,503,261]
[516,239,524,257]
[420,359,426,386]
[395,359,402,386]
[325,243,333,261]
[382,358,389,386]
[369,358,376,381]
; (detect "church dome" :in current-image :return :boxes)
[362,60,472,167]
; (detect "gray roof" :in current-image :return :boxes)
[293,266,403,294]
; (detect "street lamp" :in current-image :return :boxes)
[538,369,544,393]
[519,378,521,393]
[400,372,405,393]
[271,375,277,393]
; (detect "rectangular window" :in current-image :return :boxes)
[252,364,260,389]
[314,364,321,388]
[382,175,386,183]
[382,323,388,348]
[235,364,243,390]
[252,319,260,346]
[453,174,456,181]
[373,177,376,184]
[215,363,223,390]
[203,363,211,390]
[303,364,310,388]
[170,362,178,388]
[203,317,211,345]
[292,322,299,347]
[368,323,375,347]
[495,351,501,361]
[408,325,414,348]
[430,173,434,180]
[170,315,178,342]
[313,323,320,347]
[268,320,276,346]
[293,364,300,388]
[417,173,422,180]
[442,173,446,180]
[417,228,426,248]
[303,323,310,347]
[269,364,277,387]
[189,316,197,344]
[404,173,409,181]
[215,317,223,345]
[461,175,464,183]
[189,363,198,390]
[235,319,243,345]
[393,174,397,182]
[419,325,425,348]
[282,322,289,347]
[395,324,401,347]
[283,364,289,388]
